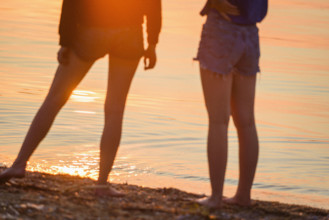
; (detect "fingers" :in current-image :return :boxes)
[220,12,232,22]
[144,47,157,70]
[143,56,147,69]
[144,57,156,70]
[212,0,240,16]
[144,56,156,70]
[222,0,240,15]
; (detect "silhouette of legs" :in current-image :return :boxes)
[197,68,258,208]
[0,50,94,183]
[224,73,258,206]
[197,67,233,209]
[0,51,141,198]
[96,56,140,196]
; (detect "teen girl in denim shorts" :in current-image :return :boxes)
[196,0,267,208]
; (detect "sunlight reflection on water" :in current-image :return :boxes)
[71,90,100,103]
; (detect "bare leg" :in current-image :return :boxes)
[224,73,258,206]
[197,67,233,209]
[95,56,140,197]
[0,51,94,183]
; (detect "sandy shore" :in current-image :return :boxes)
[0,167,328,220]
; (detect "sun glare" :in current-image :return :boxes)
[71,90,99,103]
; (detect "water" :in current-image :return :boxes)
[1,0,329,209]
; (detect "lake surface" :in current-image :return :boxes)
[1,0,329,209]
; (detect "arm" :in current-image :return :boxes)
[144,0,162,70]
[210,0,239,21]
[145,0,162,46]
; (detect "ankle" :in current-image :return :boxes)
[234,192,251,202]
[209,194,222,202]
[12,160,27,169]
[97,179,108,185]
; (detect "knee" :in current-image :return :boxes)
[43,93,70,112]
[233,114,256,130]
[208,114,230,128]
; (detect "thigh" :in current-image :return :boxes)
[231,74,257,127]
[200,67,233,124]
[105,56,140,114]
[47,50,94,100]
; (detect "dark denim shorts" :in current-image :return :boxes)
[72,25,144,61]
[196,10,260,76]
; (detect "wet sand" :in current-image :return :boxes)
[0,167,328,220]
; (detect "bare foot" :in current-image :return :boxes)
[0,165,26,184]
[94,185,125,197]
[223,196,252,207]
[196,196,222,209]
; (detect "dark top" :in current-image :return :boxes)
[200,0,268,25]
[59,0,162,47]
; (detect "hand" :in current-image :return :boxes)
[143,44,157,70]
[57,47,70,65]
[210,0,240,21]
